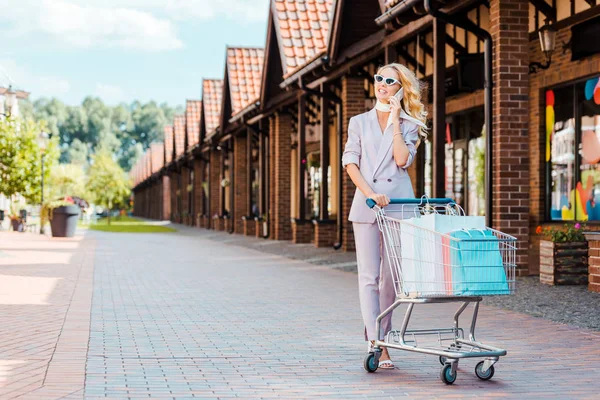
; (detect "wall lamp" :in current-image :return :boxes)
[530,21,557,74]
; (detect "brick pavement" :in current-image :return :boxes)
[2,229,600,399]
[86,229,599,399]
[0,231,94,400]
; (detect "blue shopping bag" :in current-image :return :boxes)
[449,229,510,295]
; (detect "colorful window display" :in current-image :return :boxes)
[424,108,485,216]
[547,74,600,221]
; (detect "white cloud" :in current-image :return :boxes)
[95,83,126,104]
[0,0,183,52]
[0,58,71,96]
[81,0,269,23]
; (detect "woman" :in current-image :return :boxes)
[342,63,428,369]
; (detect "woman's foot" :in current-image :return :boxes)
[378,347,395,369]
[368,341,395,369]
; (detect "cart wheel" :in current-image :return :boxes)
[363,353,378,373]
[475,361,495,381]
[440,364,457,385]
[439,356,447,365]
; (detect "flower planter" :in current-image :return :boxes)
[540,240,588,285]
[10,219,22,232]
[50,205,80,238]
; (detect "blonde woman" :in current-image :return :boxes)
[342,63,427,369]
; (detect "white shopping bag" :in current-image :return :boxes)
[400,214,485,296]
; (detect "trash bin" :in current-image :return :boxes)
[50,205,80,237]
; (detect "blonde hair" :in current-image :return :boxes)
[377,63,428,142]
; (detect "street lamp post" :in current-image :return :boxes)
[37,131,49,235]
[1,85,17,118]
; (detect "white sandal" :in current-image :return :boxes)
[378,359,395,369]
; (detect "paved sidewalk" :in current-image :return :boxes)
[86,228,598,398]
[168,222,600,331]
[2,228,600,398]
[0,231,94,399]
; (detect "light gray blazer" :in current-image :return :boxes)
[342,108,420,224]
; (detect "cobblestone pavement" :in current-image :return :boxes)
[85,227,599,399]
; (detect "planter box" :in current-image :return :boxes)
[50,205,80,238]
[540,240,588,285]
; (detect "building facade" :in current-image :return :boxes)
[131,0,600,277]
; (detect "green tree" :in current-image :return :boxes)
[47,163,88,201]
[68,138,89,166]
[0,118,59,204]
[87,149,131,225]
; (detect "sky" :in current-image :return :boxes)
[0,0,269,108]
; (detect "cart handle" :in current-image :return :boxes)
[366,197,455,209]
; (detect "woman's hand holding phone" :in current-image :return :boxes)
[389,87,403,122]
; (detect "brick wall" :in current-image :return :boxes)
[314,220,336,248]
[162,175,171,221]
[272,112,292,240]
[341,76,365,251]
[490,0,530,274]
[209,150,221,229]
[292,220,313,243]
[193,159,204,227]
[243,217,256,236]
[181,166,190,224]
[268,116,275,238]
[588,239,600,293]
[233,134,249,234]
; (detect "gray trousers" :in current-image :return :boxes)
[353,221,396,341]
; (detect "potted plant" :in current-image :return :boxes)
[8,213,22,232]
[44,197,80,238]
[537,223,588,285]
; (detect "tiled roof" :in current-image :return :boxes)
[226,47,264,115]
[272,0,334,77]
[164,125,174,164]
[173,115,186,158]
[144,149,152,180]
[150,142,164,174]
[185,100,202,149]
[202,79,223,136]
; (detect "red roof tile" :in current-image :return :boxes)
[226,47,265,116]
[185,100,202,149]
[173,115,186,158]
[164,125,174,164]
[202,79,223,136]
[272,0,334,78]
[150,142,164,174]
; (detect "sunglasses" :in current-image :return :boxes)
[374,74,401,86]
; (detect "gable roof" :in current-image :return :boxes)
[150,142,164,174]
[185,100,202,149]
[226,47,265,116]
[271,0,334,78]
[173,115,186,158]
[164,125,174,164]
[202,79,223,137]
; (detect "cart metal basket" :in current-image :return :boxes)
[363,197,517,385]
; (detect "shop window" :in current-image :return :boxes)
[546,74,600,221]
[423,108,485,216]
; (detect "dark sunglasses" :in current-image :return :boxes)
[374,74,401,86]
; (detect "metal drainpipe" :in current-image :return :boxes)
[375,0,424,26]
[424,0,493,227]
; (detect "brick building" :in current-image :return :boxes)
[132,0,600,277]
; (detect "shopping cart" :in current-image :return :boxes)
[363,197,517,385]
